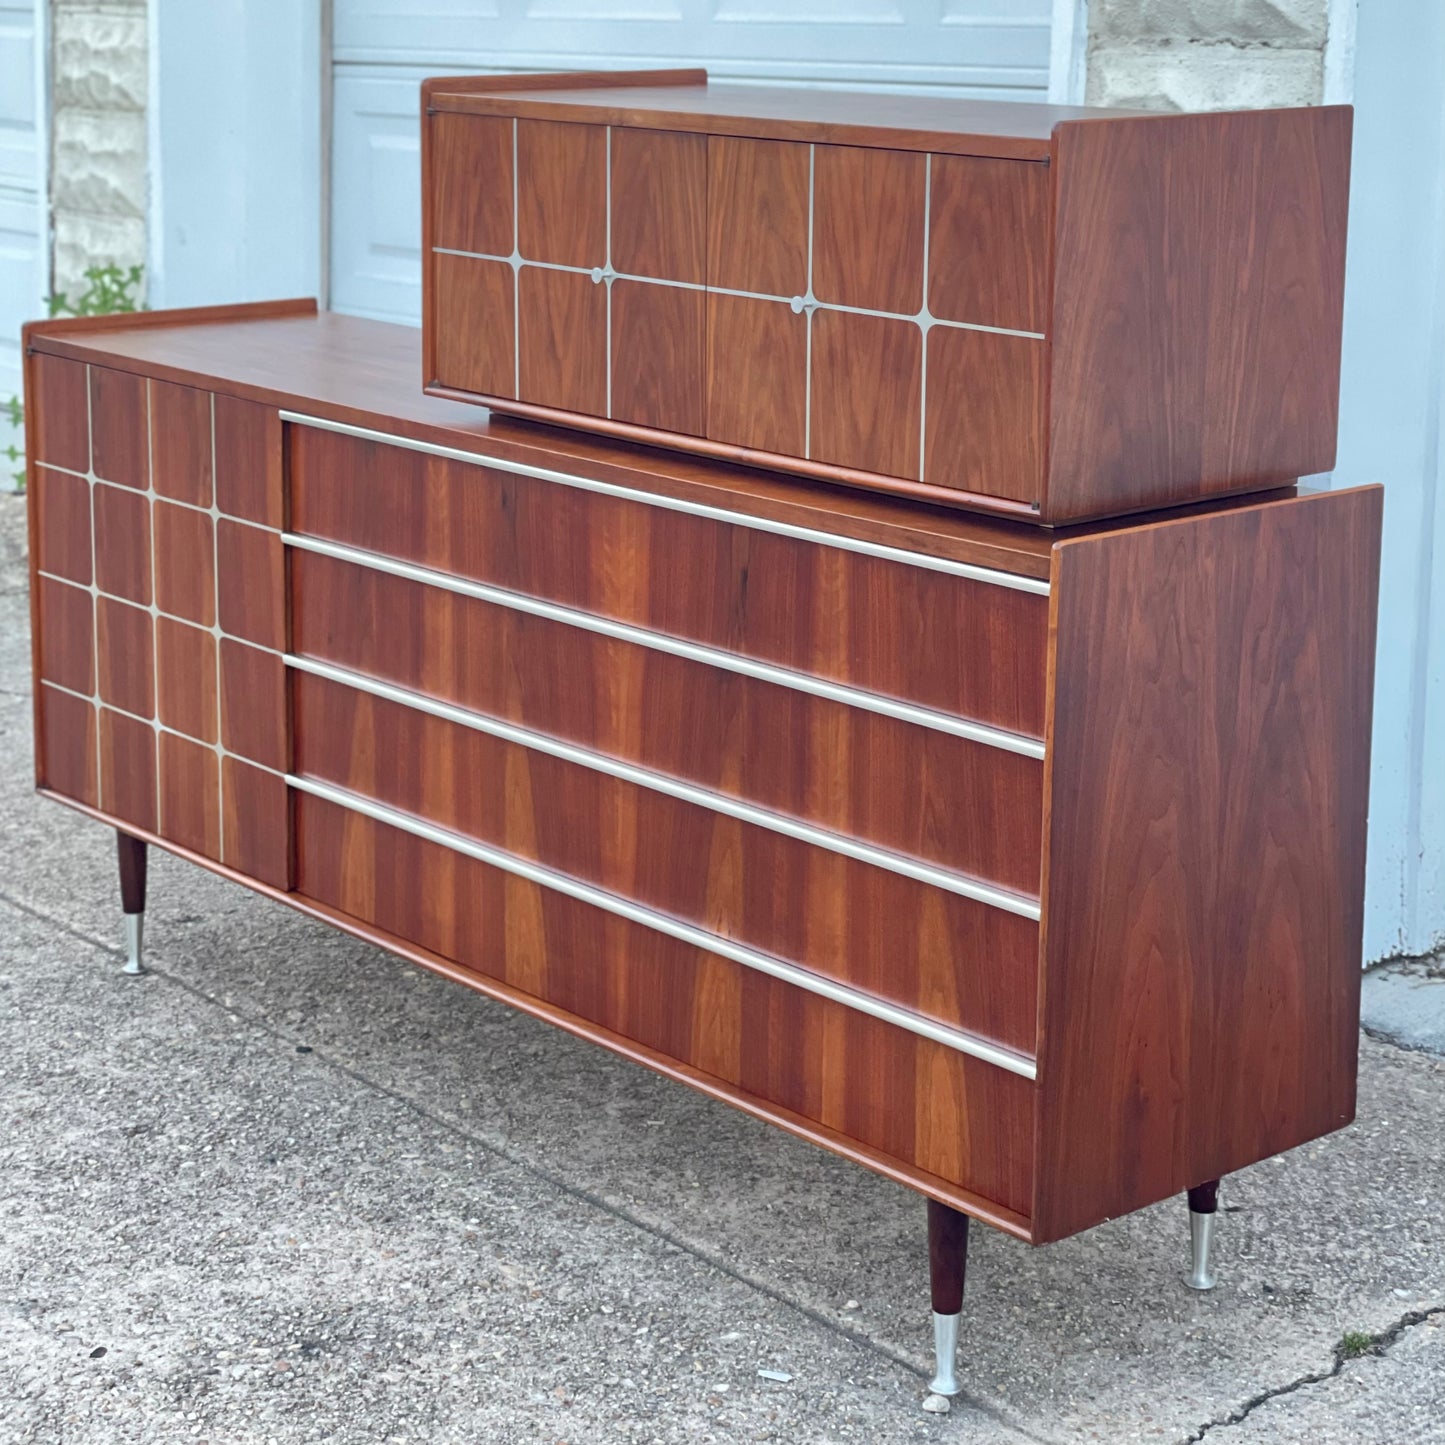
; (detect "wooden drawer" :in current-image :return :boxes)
[292,790,1037,1217]
[292,669,1039,1054]
[288,549,1044,901]
[288,423,1050,740]
[422,72,1350,524]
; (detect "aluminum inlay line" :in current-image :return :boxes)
[279,412,1050,597]
[429,247,1048,343]
[286,652,1043,920]
[287,772,1039,1080]
[281,530,1047,759]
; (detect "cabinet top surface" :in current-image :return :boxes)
[27,302,1074,577]
[426,80,1151,159]
[27,302,1308,576]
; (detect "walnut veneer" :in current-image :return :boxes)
[421,70,1352,524]
[24,304,1380,1246]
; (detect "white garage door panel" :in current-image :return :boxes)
[331,72,426,324]
[330,1,1053,324]
[335,1,1050,90]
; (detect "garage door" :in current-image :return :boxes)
[329,0,1054,325]
[0,0,44,474]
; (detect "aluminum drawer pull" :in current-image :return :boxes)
[288,772,1040,1081]
[286,652,1043,921]
[283,532,1047,760]
[280,411,1051,597]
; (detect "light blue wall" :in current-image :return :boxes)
[1329,0,1445,960]
[149,0,321,309]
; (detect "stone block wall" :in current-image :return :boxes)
[49,0,148,301]
[1086,0,1333,109]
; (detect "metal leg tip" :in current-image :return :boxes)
[1186,1209,1216,1291]
[122,913,145,976]
[927,1310,962,1396]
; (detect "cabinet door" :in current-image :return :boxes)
[607,127,707,434]
[923,155,1050,505]
[430,113,518,399]
[702,138,929,481]
[704,136,810,457]
[699,137,1050,506]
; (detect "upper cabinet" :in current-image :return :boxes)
[421,72,1352,525]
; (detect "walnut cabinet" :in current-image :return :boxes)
[25,304,1380,1253]
[421,70,1352,524]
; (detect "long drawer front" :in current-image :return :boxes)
[294,790,1037,1218]
[283,415,1050,1219]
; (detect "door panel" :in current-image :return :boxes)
[610,127,706,285]
[517,118,606,269]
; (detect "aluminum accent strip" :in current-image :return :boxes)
[286,771,1040,1080]
[286,652,1043,920]
[281,531,1047,759]
[279,411,1051,597]
[429,247,1048,342]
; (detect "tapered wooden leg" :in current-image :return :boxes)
[1186,1179,1220,1290]
[117,831,147,976]
[926,1198,969,1397]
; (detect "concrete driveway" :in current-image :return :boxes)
[1,495,1441,1444]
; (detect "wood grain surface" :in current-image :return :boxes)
[810,310,921,481]
[288,549,1044,895]
[99,706,157,834]
[1034,486,1382,1241]
[156,616,218,743]
[812,144,925,315]
[217,519,285,651]
[1046,107,1353,522]
[431,112,514,257]
[292,670,1040,1050]
[36,576,94,696]
[286,425,1050,739]
[159,731,222,861]
[428,79,1125,161]
[29,354,90,474]
[518,266,607,415]
[610,127,706,284]
[95,596,154,719]
[609,280,705,435]
[432,254,515,399]
[705,294,807,458]
[924,328,1043,505]
[706,136,809,297]
[150,378,214,506]
[92,483,151,606]
[153,501,215,626]
[38,685,98,807]
[928,156,1050,334]
[517,118,606,268]
[294,790,1037,1217]
[33,467,92,584]
[220,639,287,772]
[222,757,290,890]
[90,365,148,490]
[214,394,283,528]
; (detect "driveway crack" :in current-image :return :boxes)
[1182,1305,1445,1441]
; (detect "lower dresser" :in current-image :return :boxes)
[23,302,1383,1387]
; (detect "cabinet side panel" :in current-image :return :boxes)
[1046,107,1352,523]
[1033,487,1382,1242]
